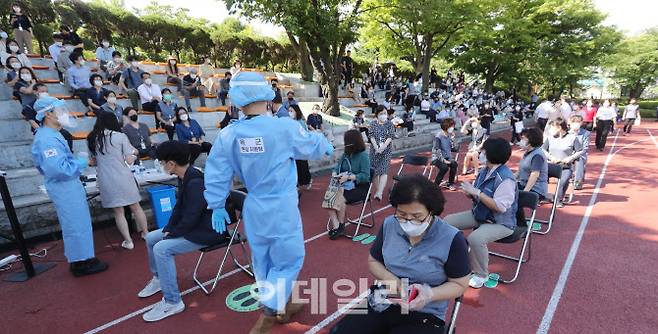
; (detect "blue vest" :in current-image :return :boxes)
[472,165,517,230]
[518,148,548,198]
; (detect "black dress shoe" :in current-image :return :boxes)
[328,223,345,240]
[70,258,109,277]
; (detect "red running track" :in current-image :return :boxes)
[1,123,657,334]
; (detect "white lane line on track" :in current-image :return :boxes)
[305,290,370,334]
[647,129,658,149]
[84,204,393,333]
[536,130,620,334]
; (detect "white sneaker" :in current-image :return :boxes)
[138,277,162,298]
[142,298,185,322]
[469,275,489,289]
[121,240,134,250]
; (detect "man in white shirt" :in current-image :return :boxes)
[622,98,640,135]
[593,99,616,151]
[535,98,554,130]
[559,97,572,120]
[48,34,65,82]
[137,72,162,114]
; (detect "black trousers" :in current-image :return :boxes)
[537,117,548,131]
[433,159,457,185]
[161,123,175,141]
[60,128,74,152]
[189,142,212,165]
[595,120,613,150]
[623,118,635,133]
[330,304,445,334]
[295,160,311,186]
[72,88,89,107]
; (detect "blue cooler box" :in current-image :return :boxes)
[148,185,177,228]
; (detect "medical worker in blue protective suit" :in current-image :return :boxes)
[204,72,333,334]
[32,103,108,277]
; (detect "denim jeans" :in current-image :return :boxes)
[574,156,587,183]
[146,229,202,303]
[183,86,206,110]
[557,168,573,201]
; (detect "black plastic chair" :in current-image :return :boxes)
[489,191,539,284]
[533,163,562,235]
[326,168,376,238]
[393,155,430,181]
[193,190,254,295]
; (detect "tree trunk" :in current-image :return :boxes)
[420,34,433,93]
[287,31,314,82]
[321,78,340,117]
[485,72,495,93]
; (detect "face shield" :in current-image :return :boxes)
[36,100,77,128]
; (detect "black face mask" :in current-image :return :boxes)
[288,97,294,101]
[130,115,138,122]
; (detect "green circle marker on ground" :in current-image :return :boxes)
[226,284,262,312]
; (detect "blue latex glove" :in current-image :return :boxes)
[212,208,230,234]
[74,157,89,171]
[325,143,334,156]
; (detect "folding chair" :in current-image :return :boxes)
[326,168,376,238]
[193,190,254,295]
[489,191,538,284]
[533,163,562,235]
[393,154,430,181]
[444,297,462,334]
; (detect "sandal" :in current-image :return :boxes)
[328,223,345,240]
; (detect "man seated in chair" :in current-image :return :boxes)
[443,137,517,289]
[138,140,228,322]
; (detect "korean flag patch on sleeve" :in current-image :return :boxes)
[43,149,58,158]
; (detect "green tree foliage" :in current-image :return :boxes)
[606,29,658,99]
[360,0,478,92]
[449,0,618,95]
[226,0,364,116]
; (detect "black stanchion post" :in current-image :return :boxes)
[0,171,55,282]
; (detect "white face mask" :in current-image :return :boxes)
[10,62,21,70]
[447,127,455,134]
[144,78,152,85]
[570,123,581,131]
[519,138,528,148]
[131,61,139,67]
[102,41,110,48]
[398,219,430,237]
[55,41,63,46]
[20,73,31,81]
[549,128,560,137]
[38,92,49,98]
[0,32,7,39]
[9,45,19,53]
[289,112,296,118]
[179,114,189,121]
[94,80,103,87]
[479,151,487,165]
[107,96,117,104]
[377,114,388,122]
[190,73,197,79]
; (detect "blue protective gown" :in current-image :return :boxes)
[204,115,330,312]
[31,127,95,263]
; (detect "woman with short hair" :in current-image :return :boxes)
[518,127,548,199]
[331,175,469,333]
[543,118,583,207]
[444,137,517,288]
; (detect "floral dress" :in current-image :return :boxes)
[369,120,395,175]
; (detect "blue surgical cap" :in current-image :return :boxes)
[35,97,65,122]
[228,72,275,108]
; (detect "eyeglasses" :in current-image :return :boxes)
[393,211,431,226]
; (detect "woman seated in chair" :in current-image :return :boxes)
[325,129,370,240]
[517,127,548,200]
[331,175,470,334]
[138,141,227,322]
[443,137,517,289]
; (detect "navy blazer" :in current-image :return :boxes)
[163,166,223,245]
